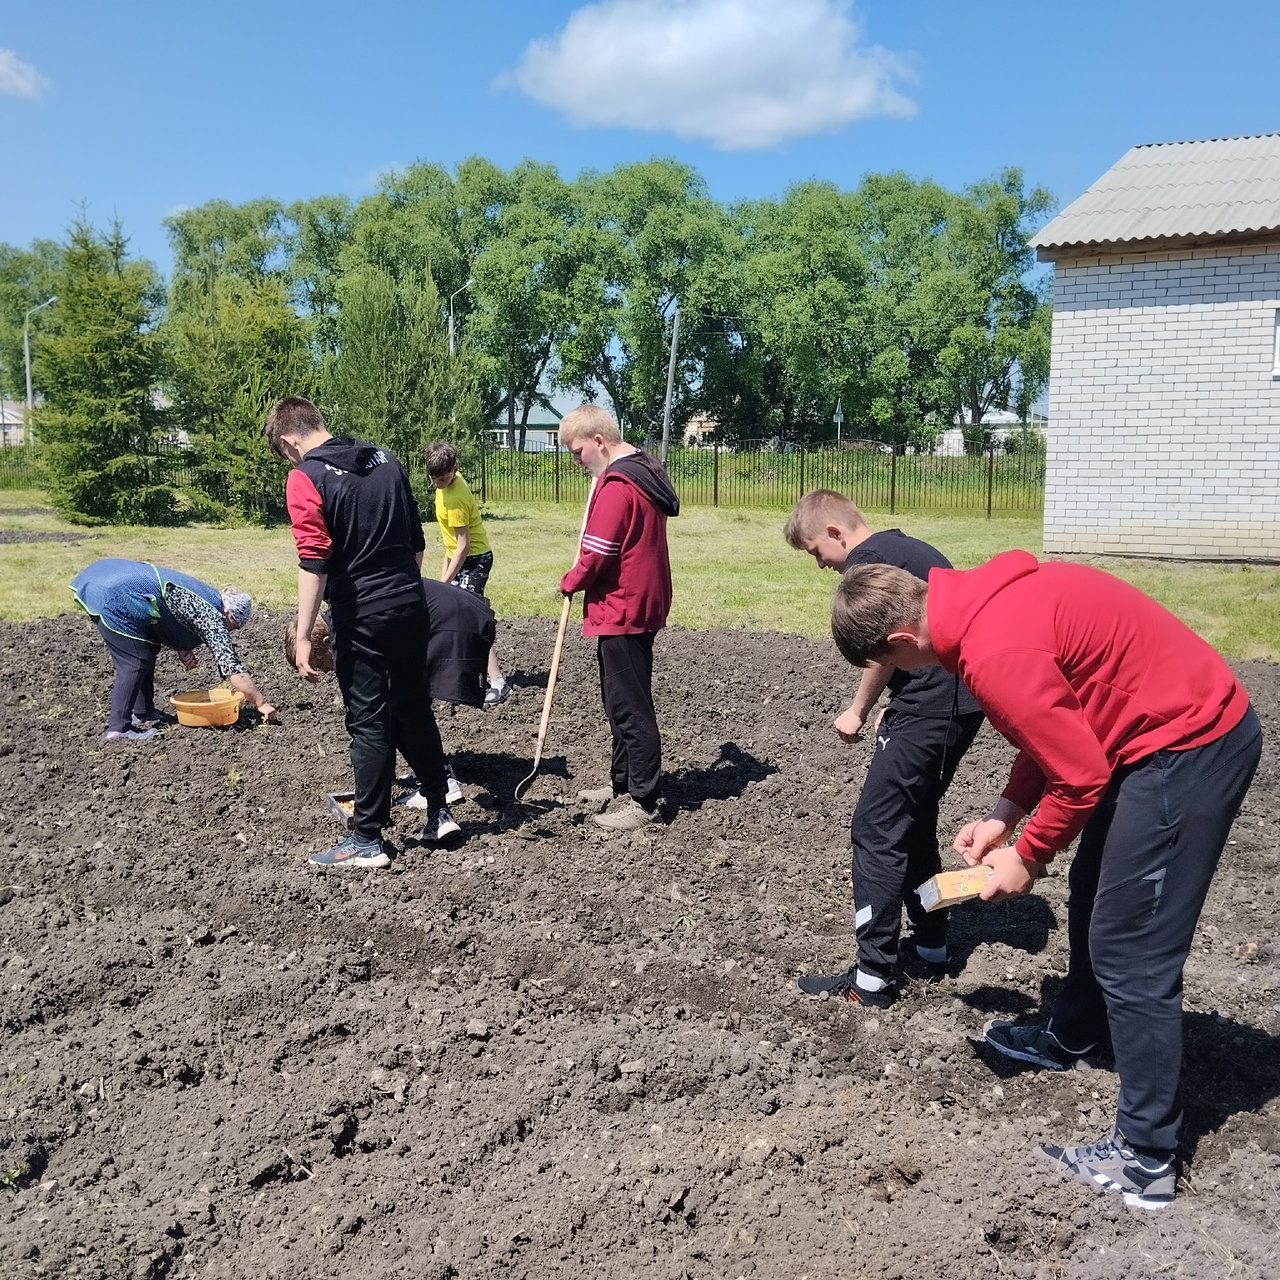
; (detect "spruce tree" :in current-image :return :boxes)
[35,221,178,524]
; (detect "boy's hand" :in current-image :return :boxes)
[833,706,865,742]
[977,846,1042,901]
[294,637,323,684]
[954,816,1014,865]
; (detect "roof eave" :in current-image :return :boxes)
[1034,226,1280,262]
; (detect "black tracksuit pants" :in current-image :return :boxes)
[97,621,159,733]
[597,632,661,809]
[333,601,448,841]
[851,707,984,979]
[1046,704,1261,1155]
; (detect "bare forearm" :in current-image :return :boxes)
[849,661,893,721]
[297,568,327,638]
[228,671,268,711]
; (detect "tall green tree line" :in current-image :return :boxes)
[0,158,1053,524]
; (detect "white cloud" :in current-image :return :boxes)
[505,0,914,150]
[0,49,49,99]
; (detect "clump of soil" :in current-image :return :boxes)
[0,612,1277,1279]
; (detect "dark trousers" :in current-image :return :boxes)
[1047,705,1262,1154]
[333,602,448,841]
[597,633,661,809]
[97,621,159,733]
[851,708,984,978]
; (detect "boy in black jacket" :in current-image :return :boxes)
[266,396,455,868]
[784,490,984,1004]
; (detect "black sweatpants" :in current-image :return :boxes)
[851,707,984,979]
[96,621,159,733]
[597,632,661,810]
[333,601,448,841]
[1047,705,1262,1154]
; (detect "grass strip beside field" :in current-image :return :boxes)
[1,491,1275,660]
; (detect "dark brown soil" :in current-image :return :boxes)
[1,612,1277,1280]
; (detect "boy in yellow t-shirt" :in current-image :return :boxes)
[425,440,508,706]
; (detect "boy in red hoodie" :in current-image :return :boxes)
[559,405,680,833]
[832,552,1261,1210]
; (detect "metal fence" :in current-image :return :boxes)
[479,438,1045,515]
[0,446,45,491]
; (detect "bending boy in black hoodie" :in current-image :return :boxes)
[266,396,455,868]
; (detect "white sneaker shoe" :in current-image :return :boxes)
[445,772,463,805]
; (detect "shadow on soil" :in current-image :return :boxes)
[667,740,778,810]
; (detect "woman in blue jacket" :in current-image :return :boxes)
[71,558,277,741]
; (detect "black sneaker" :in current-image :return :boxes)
[796,967,896,1008]
[1040,1131,1176,1210]
[421,806,461,843]
[984,1018,1094,1071]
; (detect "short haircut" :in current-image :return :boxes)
[424,440,458,477]
[831,563,926,667]
[284,614,331,669]
[265,397,326,458]
[783,489,867,549]
[559,404,621,448]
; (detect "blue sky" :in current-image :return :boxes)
[4,0,1279,270]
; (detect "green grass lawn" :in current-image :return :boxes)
[2,489,1276,660]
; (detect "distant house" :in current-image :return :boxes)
[0,399,28,447]
[1032,133,1280,560]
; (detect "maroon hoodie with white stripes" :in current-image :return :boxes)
[560,450,679,636]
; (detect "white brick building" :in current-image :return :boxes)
[1033,135,1280,560]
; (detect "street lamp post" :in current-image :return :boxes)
[832,396,844,447]
[24,297,58,440]
[448,278,475,358]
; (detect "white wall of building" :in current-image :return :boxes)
[1045,242,1280,559]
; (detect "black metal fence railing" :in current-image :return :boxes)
[0,445,46,491]
[479,438,1046,516]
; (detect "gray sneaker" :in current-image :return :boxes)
[984,1018,1094,1071]
[576,784,618,805]
[592,799,661,832]
[1040,1131,1176,1210]
[421,806,462,844]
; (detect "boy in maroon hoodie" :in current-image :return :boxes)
[832,552,1261,1210]
[559,405,680,833]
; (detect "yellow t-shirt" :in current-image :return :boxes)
[434,474,490,558]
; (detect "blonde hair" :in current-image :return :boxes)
[559,404,622,448]
[284,615,332,669]
[783,489,867,549]
[831,564,926,667]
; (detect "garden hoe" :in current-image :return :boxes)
[514,479,596,803]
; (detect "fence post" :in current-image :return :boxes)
[889,444,897,516]
[986,442,995,519]
[479,433,487,504]
[798,444,806,502]
[713,438,719,508]
[554,436,560,504]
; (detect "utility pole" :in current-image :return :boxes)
[23,296,57,441]
[659,307,681,466]
[448,278,475,359]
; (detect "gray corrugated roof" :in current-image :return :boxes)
[1031,133,1280,252]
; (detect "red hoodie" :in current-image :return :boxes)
[560,450,679,636]
[927,551,1250,864]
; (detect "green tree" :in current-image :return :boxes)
[456,157,583,448]
[165,272,315,522]
[0,239,62,401]
[931,169,1054,451]
[560,160,735,439]
[716,182,868,445]
[35,222,179,524]
[163,198,318,521]
[284,194,355,356]
[323,262,482,494]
